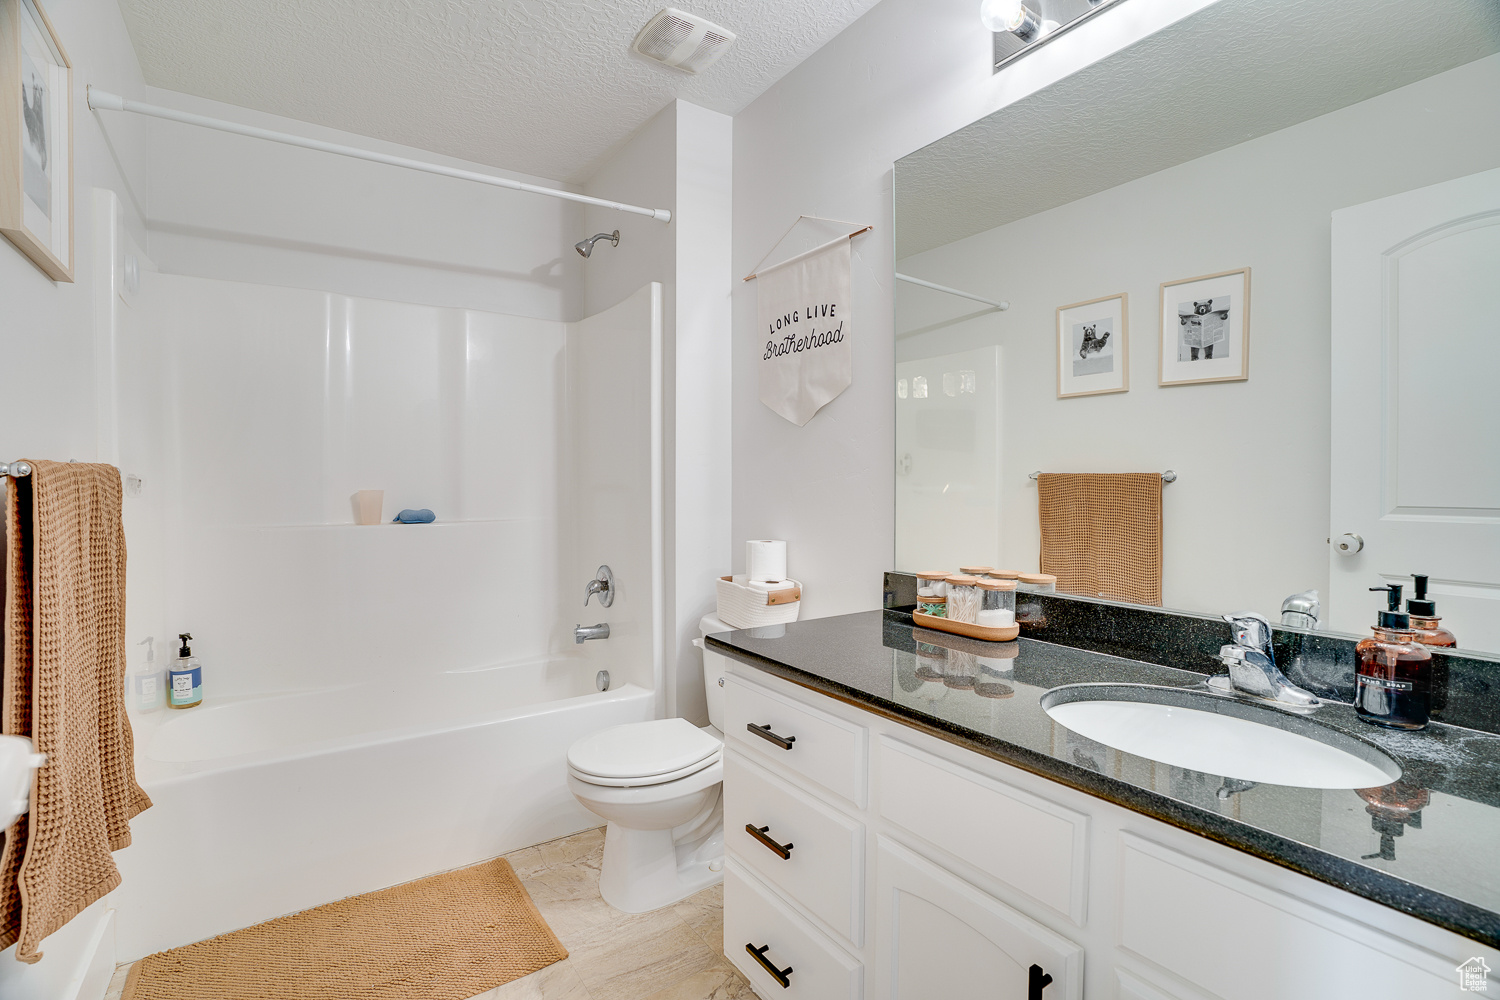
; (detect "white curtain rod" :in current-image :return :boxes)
[895,272,1008,310]
[86,87,672,223]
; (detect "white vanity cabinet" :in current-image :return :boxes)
[720,662,1499,1000]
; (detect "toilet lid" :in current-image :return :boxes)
[568,718,722,780]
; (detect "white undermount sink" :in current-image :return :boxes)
[1041,684,1401,790]
[0,735,45,829]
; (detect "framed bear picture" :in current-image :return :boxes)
[1057,292,1128,398]
[1159,268,1250,386]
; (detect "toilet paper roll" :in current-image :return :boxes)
[746,539,787,583]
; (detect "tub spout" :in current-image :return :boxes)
[575,623,610,644]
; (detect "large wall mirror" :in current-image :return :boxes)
[892,0,1500,654]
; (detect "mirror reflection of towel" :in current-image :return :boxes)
[1036,473,1162,606]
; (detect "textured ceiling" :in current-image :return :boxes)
[896,0,1500,259]
[116,0,883,183]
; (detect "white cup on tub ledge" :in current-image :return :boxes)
[351,490,384,525]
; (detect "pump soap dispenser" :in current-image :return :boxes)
[1406,574,1457,649]
[128,636,164,713]
[1355,585,1432,731]
[169,633,203,710]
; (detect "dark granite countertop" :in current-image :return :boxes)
[706,609,1500,949]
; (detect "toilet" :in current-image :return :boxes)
[566,614,730,912]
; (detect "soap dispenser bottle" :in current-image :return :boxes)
[1355,585,1432,731]
[128,636,165,713]
[1406,574,1457,649]
[169,632,203,710]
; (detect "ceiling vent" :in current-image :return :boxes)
[632,8,736,74]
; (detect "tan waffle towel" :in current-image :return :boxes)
[1036,472,1162,606]
[1,461,151,962]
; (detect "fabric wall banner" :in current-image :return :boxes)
[757,238,852,425]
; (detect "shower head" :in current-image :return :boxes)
[575,231,621,258]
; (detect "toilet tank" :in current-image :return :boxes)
[699,614,730,732]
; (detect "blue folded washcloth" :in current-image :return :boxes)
[392,508,436,524]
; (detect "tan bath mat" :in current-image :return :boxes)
[122,858,566,1000]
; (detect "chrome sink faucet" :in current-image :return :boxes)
[574,623,610,644]
[1209,612,1319,708]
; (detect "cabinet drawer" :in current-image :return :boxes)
[725,675,867,806]
[1118,834,1479,999]
[877,737,1088,924]
[725,860,863,1000]
[724,749,864,945]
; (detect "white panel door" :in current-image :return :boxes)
[873,837,1082,1000]
[1329,167,1500,648]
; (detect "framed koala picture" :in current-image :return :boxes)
[1159,268,1250,386]
[1057,292,1128,398]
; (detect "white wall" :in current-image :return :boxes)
[123,273,582,700]
[731,0,1220,619]
[567,284,666,703]
[893,54,1500,617]
[136,87,583,320]
[670,103,733,725]
[0,0,152,990]
[1,0,150,465]
[581,101,733,725]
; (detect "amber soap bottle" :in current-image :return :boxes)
[1406,574,1457,649]
[1355,585,1433,731]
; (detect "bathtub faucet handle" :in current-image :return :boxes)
[584,565,615,608]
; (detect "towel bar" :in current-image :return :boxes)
[0,462,32,478]
[1029,470,1176,483]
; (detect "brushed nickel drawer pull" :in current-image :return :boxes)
[746,823,793,859]
[746,942,792,988]
[748,723,796,750]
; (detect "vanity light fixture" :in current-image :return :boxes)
[980,0,1054,43]
[983,0,1126,73]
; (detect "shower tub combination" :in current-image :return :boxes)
[107,276,667,961]
[113,664,653,959]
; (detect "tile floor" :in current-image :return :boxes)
[103,827,754,1000]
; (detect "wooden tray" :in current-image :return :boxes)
[911,611,1020,642]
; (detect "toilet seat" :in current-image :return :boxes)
[568,751,722,788]
[568,718,723,788]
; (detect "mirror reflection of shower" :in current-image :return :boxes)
[576,230,621,258]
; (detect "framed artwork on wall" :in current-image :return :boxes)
[1057,292,1128,398]
[1159,268,1250,386]
[1,0,72,281]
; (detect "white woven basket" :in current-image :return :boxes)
[715,576,802,630]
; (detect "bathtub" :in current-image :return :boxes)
[110,660,654,960]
